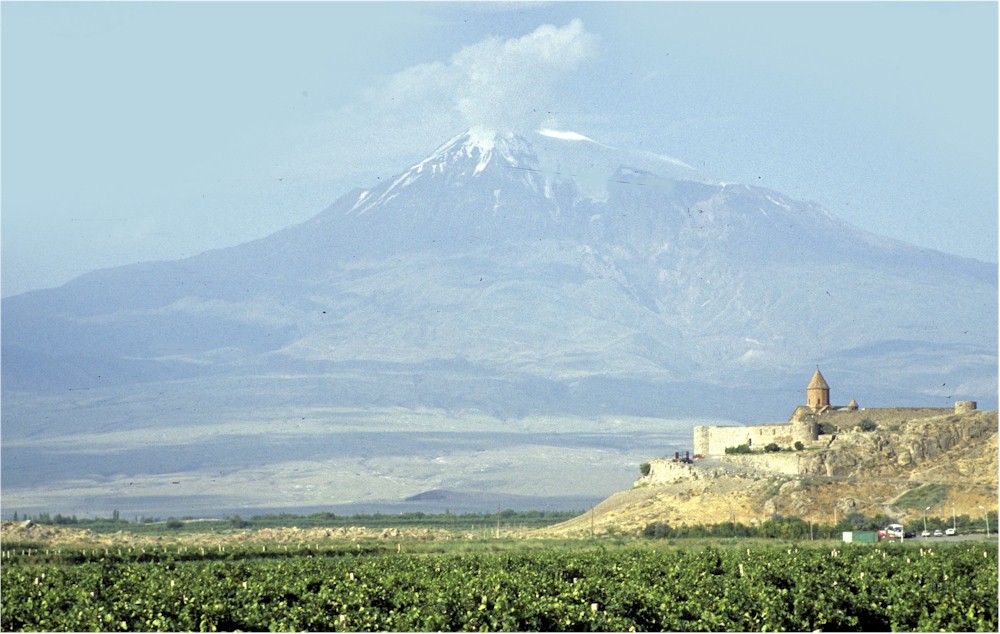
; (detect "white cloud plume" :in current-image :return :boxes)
[367,19,598,135]
[289,20,598,187]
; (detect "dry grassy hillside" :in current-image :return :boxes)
[539,409,998,537]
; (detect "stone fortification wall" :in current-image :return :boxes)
[693,423,795,456]
[788,406,956,425]
[696,407,961,458]
[793,420,820,445]
[811,407,954,430]
[636,451,803,486]
[720,453,801,476]
[693,426,712,456]
[635,459,703,486]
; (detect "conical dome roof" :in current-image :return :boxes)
[807,368,829,390]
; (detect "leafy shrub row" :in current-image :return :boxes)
[724,442,783,454]
[3,544,995,631]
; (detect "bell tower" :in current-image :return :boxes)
[806,368,830,410]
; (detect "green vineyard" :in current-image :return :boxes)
[2,542,997,632]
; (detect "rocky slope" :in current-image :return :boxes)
[539,409,998,537]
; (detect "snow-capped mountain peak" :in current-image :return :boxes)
[421,128,538,172]
[350,129,543,214]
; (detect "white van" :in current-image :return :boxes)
[883,523,915,538]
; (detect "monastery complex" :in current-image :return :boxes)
[692,369,977,457]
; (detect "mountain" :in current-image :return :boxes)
[1,129,995,517]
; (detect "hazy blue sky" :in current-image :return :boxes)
[2,1,997,296]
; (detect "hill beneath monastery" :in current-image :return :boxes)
[539,408,998,536]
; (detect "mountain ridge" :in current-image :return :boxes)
[1,128,995,515]
[4,129,995,405]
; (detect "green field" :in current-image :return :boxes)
[12,509,581,536]
[2,540,996,632]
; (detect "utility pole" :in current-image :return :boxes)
[979,506,990,537]
[923,506,930,533]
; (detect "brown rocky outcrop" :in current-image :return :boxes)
[795,411,997,482]
[538,410,998,537]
